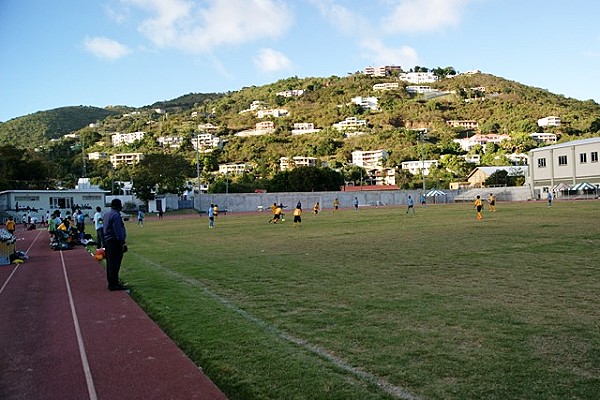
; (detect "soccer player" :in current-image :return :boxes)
[313,202,320,216]
[488,193,496,212]
[293,205,302,227]
[406,195,415,214]
[333,198,339,213]
[269,203,282,223]
[474,195,483,220]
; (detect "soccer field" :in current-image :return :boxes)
[122,201,600,400]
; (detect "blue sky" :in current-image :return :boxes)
[1,0,599,122]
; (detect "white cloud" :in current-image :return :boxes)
[308,0,371,35]
[383,0,475,34]
[253,48,292,73]
[83,37,131,60]
[123,0,293,53]
[360,40,420,68]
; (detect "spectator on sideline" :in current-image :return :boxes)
[93,206,104,249]
[104,199,127,291]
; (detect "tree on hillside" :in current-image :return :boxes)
[131,154,194,205]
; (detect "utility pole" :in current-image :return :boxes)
[419,131,426,192]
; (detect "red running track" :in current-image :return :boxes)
[0,227,227,400]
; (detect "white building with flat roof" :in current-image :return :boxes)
[279,156,318,171]
[373,82,399,91]
[401,160,439,176]
[398,72,438,84]
[110,153,144,168]
[528,137,600,195]
[192,133,223,152]
[350,96,378,110]
[333,117,367,131]
[453,133,511,152]
[530,132,558,144]
[537,116,561,127]
[111,131,145,146]
[218,163,249,175]
[352,150,387,168]
[291,123,321,135]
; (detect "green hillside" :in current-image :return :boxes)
[2,71,600,192]
[0,106,125,148]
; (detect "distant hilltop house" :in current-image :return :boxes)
[466,166,528,188]
[398,72,438,84]
[234,121,275,137]
[333,116,367,131]
[350,96,378,111]
[406,86,435,94]
[291,123,321,135]
[197,123,219,133]
[257,108,289,118]
[446,120,479,131]
[352,150,387,168]
[453,133,511,152]
[373,82,399,91]
[363,65,402,77]
[87,152,108,160]
[157,136,184,148]
[276,89,305,97]
[239,100,266,114]
[111,131,145,146]
[218,163,250,175]
[537,116,561,127]
[401,160,439,176]
[192,133,223,152]
[279,156,317,171]
[110,152,144,168]
[530,132,558,144]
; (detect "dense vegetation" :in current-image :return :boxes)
[1,71,599,195]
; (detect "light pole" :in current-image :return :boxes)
[195,134,201,212]
[419,132,426,192]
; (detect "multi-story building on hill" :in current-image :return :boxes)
[352,150,387,168]
[333,117,367,131]
[111,131,145,146]
[398,72,438,84]
[537,116,561,127]
[401,160,439,176]
[157,136,184,148]
[218,163,249,175]
[192,133,223,152]
[373,82,399,91]
[110,152,144,168]
[279,156,317,171]
[363,65,401,77]
[276,89,304,97]
[453,133,511,152]
[350,96,378,110]
[291,123,320,135]
[446,120,479,131]
[257,108,288,118]
[530,132,558,144]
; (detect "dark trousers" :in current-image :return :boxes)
[96,228,105,249]
[105,240,124,288]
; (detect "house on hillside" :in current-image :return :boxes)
[466,166,528,188]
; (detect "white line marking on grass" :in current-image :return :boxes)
[132,253,420,400]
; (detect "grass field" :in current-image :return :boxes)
[120,200,600,400]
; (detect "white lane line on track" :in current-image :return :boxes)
[132,252,421,400]
[0,229,43,296]
[60,250,98,400]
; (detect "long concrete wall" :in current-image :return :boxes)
[196,189,457,213]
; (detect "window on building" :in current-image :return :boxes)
[592,152,599,163]
[537,158,547,168]
[558,155,568,166]
[580,153,587,163]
